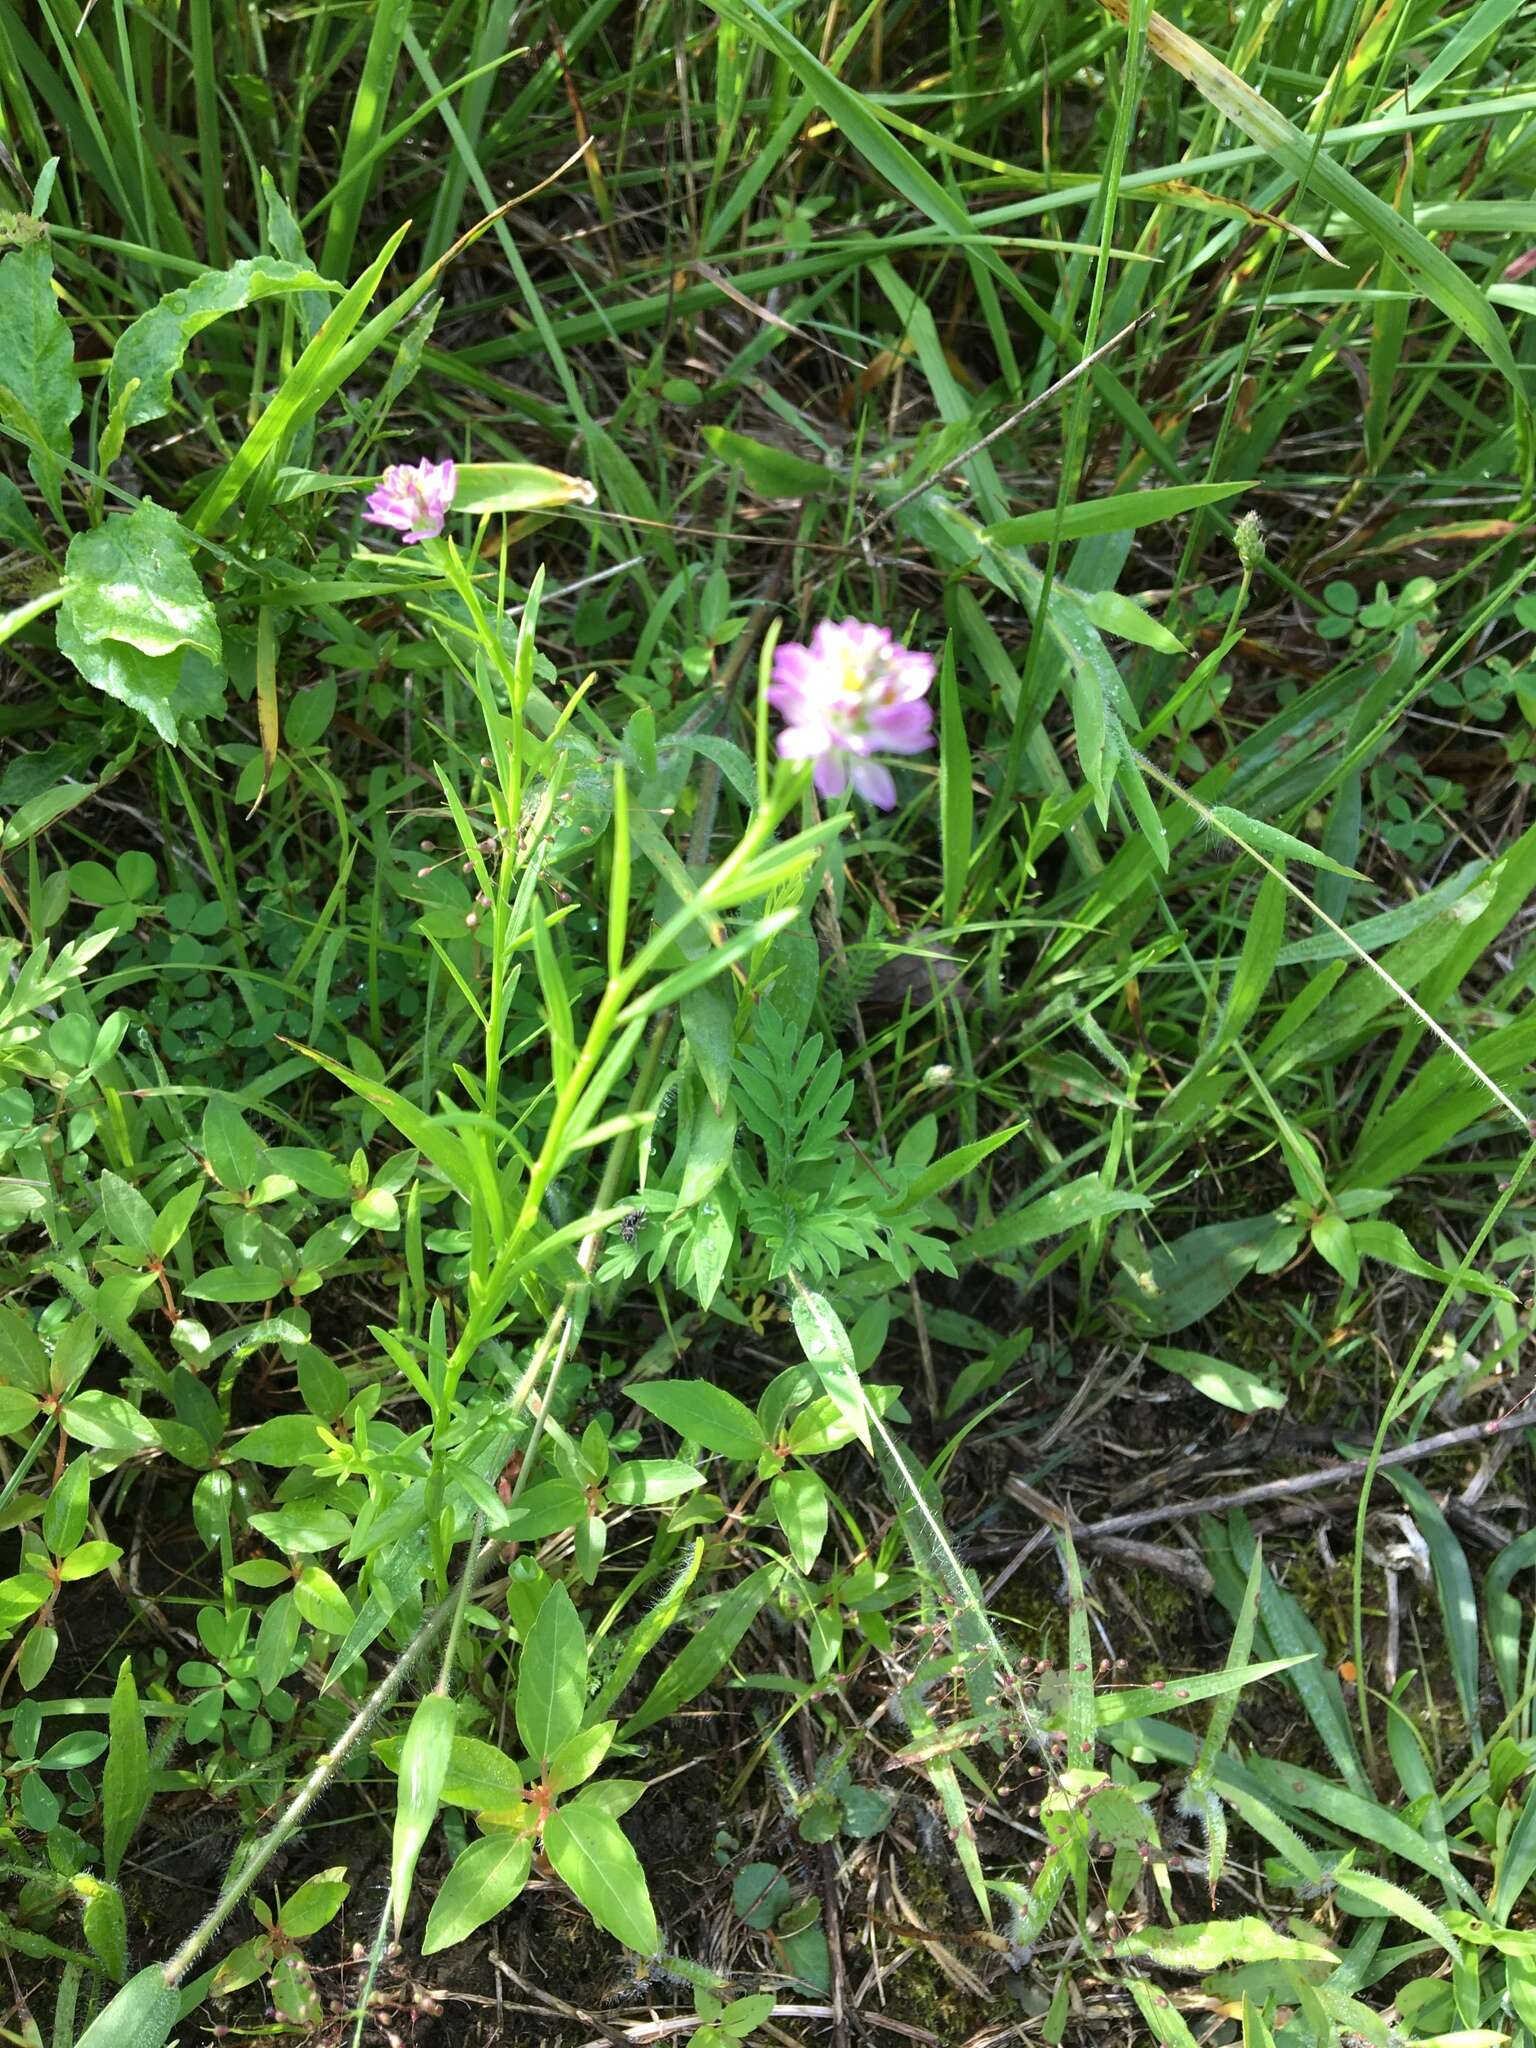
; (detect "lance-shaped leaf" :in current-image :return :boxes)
[391,1692,457,1930]
[0,244,81,518]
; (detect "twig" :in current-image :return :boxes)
[991,1486,1216,1596]
[1007,1400,1536,1543]
[570,2007,941,2045]
[490,1955,636,2048]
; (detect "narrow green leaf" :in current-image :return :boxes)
[985,480,1252,545]
[1209,806,1363,879]
[1333,1863,1459,1960]
[1492,1777,1536,1926]
[1224,1515,1367,1795]
[621,1563,781,1737]
[281,1039,476,1202]
[607,758,630,987]
[965,1173,1148,1262]
[1195,1544,1264,1791]
[319,0,411,280]
[1486,1526,1536,1711]
[191,225,409,532]
[1097,1655,1306,1728]
[896,1121,1026,1212]
[938,635,971,930]
[391,1691,457,1930]
[0,244,81,516]
[516,1582,587,1767]
[1128,1978,1202,2048]
[1081,588,1186,654]
[1114,1918,1323,1969]
[1116,0,1532,464]
[1214,871,1285,1058]
[905,1682,992,1922]
[1062,1527,1094,1760]
[590,1540,703,1721]
[1382,1468,1483,1746]
[102,1657,149,1882]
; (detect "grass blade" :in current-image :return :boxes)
[1104,0,1533,490]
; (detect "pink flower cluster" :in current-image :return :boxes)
[768,619,935,810]
[364,458,458,543]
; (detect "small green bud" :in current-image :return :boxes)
[1235,510,1266,571]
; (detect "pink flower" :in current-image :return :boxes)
[768,619,935,809]
[364,458,458,543]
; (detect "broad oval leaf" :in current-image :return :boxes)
[292,1564,354,1636]
[627,1381,764,1461]
[109,259,341,429]
[375,1732,524,1813]
[547,1720,615,1795]
[278,1867,350,1940]
[422,1833,533,1955]
[451,461,596,513]
[544,1799,657,1954]
[702,425,831,499]
[604,1459,704,1508]
[57,503,224,746]
[769,1469,828,1573]
[0,244,81,515]
[1148,1346,1285,1414]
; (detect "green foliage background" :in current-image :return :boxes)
[0,0,1534,2042]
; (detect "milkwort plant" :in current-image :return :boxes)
[25,416,1032,2042]
[3,0,1536,2037]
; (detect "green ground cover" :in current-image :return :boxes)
[1,0,1535,2042]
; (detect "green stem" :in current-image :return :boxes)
[450,768,812,1375]
[435,1510,486,1694]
